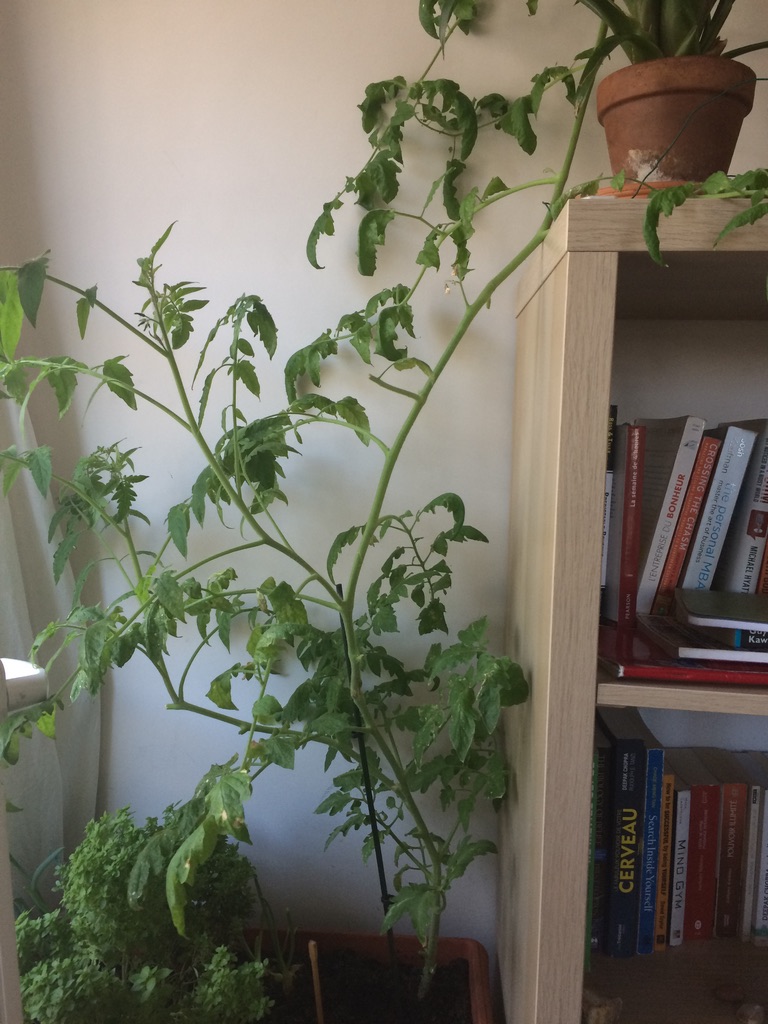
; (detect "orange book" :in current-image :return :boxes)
[651,435,721,615]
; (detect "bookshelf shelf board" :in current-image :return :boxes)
[586,939,768,1024]
[597,677,768,715]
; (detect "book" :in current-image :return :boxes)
[588,722,612,958]
[714,420,768,594]
[667,774,691,947]
[600,405,618,598]
[597,708,664,955]
[598,712,646,957]
[687,623,768,651]
[651,435,722,616]
[679,424,758,591]
[637,614,768,665]
[663,748,720,942]
[602,423,646,635]
[598,622,768,685]
[731,750,768,947]
[694,748,749,938]
[634,415,706,615]
[674,588,768,632]
[653,766,675,950]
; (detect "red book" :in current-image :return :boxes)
[695,748,749,938]
[664,749,720,942]
[603,424,646,651]
[651,435,722,616]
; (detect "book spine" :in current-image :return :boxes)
[591,742,611,955]
[683,783,721,940]
[696,625,768,650]
[651,436,722,615]
[601,405,618,595]
[653,772,675,951]
[753,790,768,947]
[681,427,757,591]
[742,784,762,941]
[637,747,663,954]
[602,425,645,644]
[715,782,747,937]
[606,738,646,957]
[714,426,768,593]
[636,417,705,615]
[668,789,690,947]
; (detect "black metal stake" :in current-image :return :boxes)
[336,584,408,1019]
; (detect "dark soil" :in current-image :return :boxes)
[267,947,472,1024]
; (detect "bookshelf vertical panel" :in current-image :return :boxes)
[499,248,617,1024]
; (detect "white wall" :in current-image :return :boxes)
[2,0,767,965]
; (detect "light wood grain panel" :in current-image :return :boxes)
[517,197,768,315]
[598,679,768,715]
[499,247,617,1024]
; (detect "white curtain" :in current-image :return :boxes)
[0,401,100,897]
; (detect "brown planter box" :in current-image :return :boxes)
[253,928,494,1023]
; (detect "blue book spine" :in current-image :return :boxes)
[606,737,646,957]
[637,747,664,954]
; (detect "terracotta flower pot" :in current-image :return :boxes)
[596,55,756,184]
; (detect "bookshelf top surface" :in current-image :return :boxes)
[517,197,768,318]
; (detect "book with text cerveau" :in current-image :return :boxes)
[634,415,706,615]
[598,710,646,957]
[598,706,663,955]
[714,419,768,594]
[679,423,758,591]
[651,434,722,616]
[602,424,645,648]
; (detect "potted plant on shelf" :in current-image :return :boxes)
[554,0,768,183]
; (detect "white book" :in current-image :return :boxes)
[634,415,706,614]
[733,751,768,947]
[714,419,768,594]
[680,424,758,591]
[728,751,765,942]
[667,785,690,947]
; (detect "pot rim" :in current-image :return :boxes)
[597,54,756,123]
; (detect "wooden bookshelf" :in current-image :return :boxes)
[497,197,768,1024]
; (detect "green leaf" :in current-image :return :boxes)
[16,254,48,327]
[499,95,537,155]
[25,446,52,496]
[76,286,98,338]
[382,883,440,941]
[207,669,237,710]
[358,210,395,277]
[166,816,219,934]
[327,525,362,578]
[102,356,138,410]
[206,772,252,842]
[262,734,296,770]
[307,198,343,270]
[155,571,186,621]
[167,502,190,557]
[448,677,475,760]
[0,271,24,359]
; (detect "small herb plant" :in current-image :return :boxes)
[15,805,270,1024]
[1,0,766,999]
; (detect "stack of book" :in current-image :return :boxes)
[588,707,768,960]
[599,412,768,682]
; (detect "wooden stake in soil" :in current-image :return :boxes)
[308,940,325,1024]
